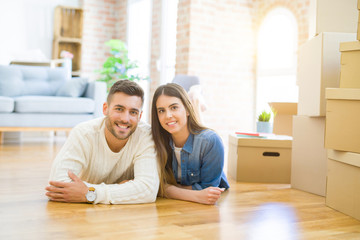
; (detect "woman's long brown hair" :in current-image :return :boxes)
[151,83,206,197]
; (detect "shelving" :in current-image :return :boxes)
[52,6,83,76]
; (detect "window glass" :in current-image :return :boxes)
[160,0,179,84]
[256,8,298,115]
[127,0,152,122]
[127,0,152,79]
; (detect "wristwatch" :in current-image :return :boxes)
[85,187,97,203]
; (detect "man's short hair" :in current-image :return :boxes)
[107,80,144,106]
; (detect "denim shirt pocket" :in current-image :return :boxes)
[187,169,200,184]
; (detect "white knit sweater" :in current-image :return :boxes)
[48,117,159,204]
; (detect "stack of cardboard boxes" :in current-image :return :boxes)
[324,0,360,221]
[291,0,357,197]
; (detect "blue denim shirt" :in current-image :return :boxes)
[170,129,230,190]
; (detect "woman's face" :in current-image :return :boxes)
[156,94,189,136]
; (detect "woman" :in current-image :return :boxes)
[151,83,229,205]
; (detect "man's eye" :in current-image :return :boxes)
[130,111,138,116]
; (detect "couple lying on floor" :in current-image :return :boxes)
[45,80,229,205]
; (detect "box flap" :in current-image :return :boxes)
[229,134,292,148]
[328,149,360,167]
[326,88,360,100]
[268,102,298,115]
[340,41,360,52]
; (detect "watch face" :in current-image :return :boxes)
[86,191,96,202]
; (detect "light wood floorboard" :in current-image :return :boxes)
[0,139,360,239]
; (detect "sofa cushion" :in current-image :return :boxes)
[14,96,95,114]
[56,77,88,97]
[0,65,67,97]
[12,65,66,96]
[0,65,25,97]
[0,96,14,113]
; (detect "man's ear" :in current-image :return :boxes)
[139,111,143,120]
[103,102,108,116]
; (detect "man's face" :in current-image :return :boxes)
[103,92,143,141]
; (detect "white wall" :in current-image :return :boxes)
[0,0,79,65]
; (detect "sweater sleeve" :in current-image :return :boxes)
[48,126,89,182]
[88,129,159,204]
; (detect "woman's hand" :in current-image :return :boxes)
[164,184,225,205]
[118,179,131,184]
[195,187,224,205]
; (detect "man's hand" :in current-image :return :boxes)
[195,187,224,205]
[45,171,88,203]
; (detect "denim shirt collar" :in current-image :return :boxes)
[169,133,194,154]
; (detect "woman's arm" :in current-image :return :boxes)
[165,184,224,205]
[191,132,226,190]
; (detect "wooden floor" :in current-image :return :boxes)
[1,138,360,240]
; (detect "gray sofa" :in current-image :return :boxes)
[0,65,107,143]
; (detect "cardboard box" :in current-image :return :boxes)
[340,41,360,88]
[358,10,360,40]
[268,102,297,136]
[326,149,360,221]
[308,0,358,37]
[291,116,327,196]
[228,134,292,183]
[297,33,356,116]
[325,88,360,153]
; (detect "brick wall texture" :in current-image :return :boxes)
[79,0,310,148]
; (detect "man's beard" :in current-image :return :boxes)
[105,117,136,140]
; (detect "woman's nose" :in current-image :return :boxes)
[166,111,172,118]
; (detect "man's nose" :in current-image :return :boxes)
[120,111,130,122]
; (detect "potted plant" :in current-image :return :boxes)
[256,109,276,133]
[96,39,146,91]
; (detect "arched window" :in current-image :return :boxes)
[127,0,152,122]
[159,0,179,84]
[256,8,298,115]
[127,0,152,79]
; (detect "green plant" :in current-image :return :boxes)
[96,39,145,91]
[258,110,271,122]
[257,108,277,122]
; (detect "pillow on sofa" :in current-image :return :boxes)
[0,65,25,97]
[4,65,68,96]
[56,77,88,97]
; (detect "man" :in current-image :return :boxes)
[45,80,159,204]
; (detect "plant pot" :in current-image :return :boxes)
[256,121,273,133]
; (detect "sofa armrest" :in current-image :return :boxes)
[84,81,107,118]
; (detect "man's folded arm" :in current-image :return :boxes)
[85,153,159,204]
